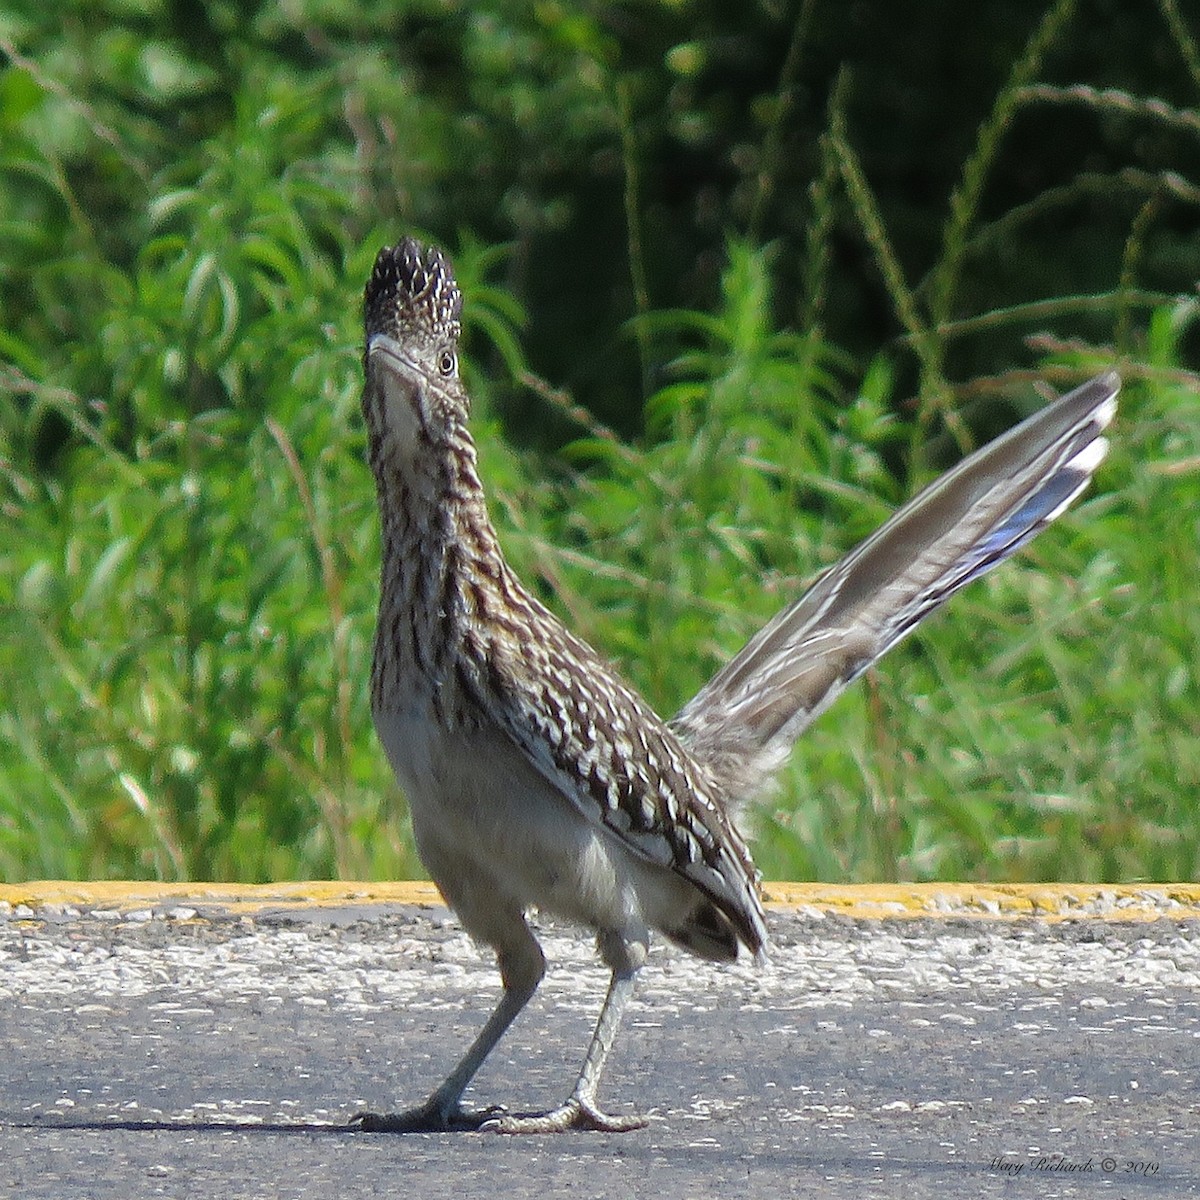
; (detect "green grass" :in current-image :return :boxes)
[5,239,1198,885]
[2,2,1200,884]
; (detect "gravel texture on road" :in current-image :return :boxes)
[1,885,1198,1198]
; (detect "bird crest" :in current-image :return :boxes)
[364,238,463,349]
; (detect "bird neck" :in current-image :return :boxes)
[369,421,512,705]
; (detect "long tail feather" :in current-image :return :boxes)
[672,371,1119,802]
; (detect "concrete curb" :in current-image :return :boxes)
[2,879,1199,921]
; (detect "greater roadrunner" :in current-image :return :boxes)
[352,237,1118,1135]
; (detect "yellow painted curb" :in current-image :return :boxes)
[0,880,441,913]
[2,880,1199,921]
[759,881,1200,921]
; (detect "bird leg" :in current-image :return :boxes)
[351,967,539,1133]
[481,966,647,1134]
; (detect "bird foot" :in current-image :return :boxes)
[349,1101,504,1133]
[480,1097,648,1135]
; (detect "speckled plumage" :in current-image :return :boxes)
[361,242,764,966]
[353,238,1118,1135]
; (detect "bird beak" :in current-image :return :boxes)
[367,334,430,446]
[367,333,416,379]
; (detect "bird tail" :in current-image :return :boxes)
[671,371,1119,803]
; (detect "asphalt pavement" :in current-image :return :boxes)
[1,883,1198,1199]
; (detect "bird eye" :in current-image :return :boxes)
[437,349,457,376]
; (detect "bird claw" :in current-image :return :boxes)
[480,1098,648,1135]
[350,1102,505,1133]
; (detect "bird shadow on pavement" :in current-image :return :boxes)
[4,1118,364,1135]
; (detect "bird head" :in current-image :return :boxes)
[362,238,467,456]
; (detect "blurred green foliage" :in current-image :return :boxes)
[1,0,1199,884]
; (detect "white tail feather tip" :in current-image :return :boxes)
[1066,435,1110,477]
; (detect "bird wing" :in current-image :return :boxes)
[478,609,770,954]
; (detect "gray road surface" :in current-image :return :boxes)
[1,898,1198,1198]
